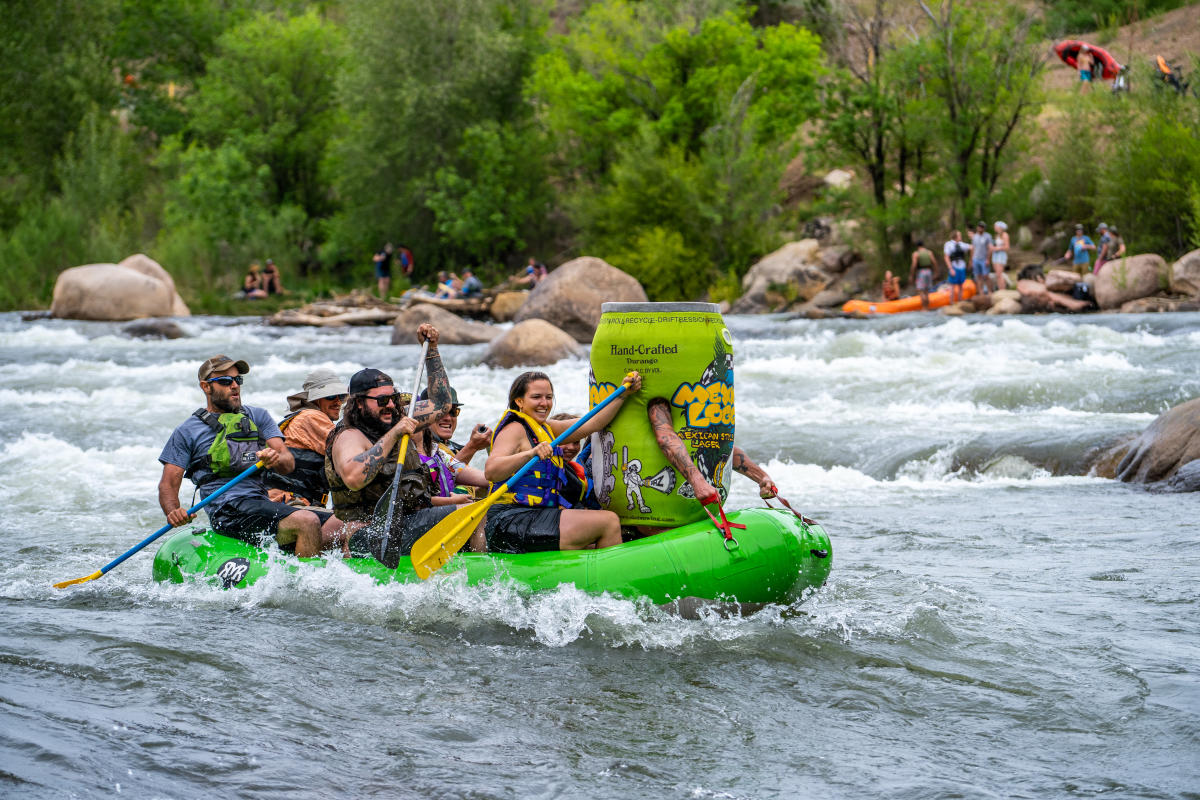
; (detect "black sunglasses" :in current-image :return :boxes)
[366,392,402,407]
[206,375,244,386]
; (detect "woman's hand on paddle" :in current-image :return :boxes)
[165,507,193,527]
[531,441,553,460]
[622,371,643,393]
[417,323,439,347]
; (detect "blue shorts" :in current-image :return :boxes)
[374,261,391,279]
[948,265,967,285]
[972,260,990,278]
[1080,69,1092,82]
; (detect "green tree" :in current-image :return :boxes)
[530,3,822,298]
[331,0,549,274]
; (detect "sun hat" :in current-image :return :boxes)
[198,355,249,381]
[287,368,347,411]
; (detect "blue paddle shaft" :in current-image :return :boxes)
[99,461,263,576]
[505,383,627,488]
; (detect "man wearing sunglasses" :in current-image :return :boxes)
[326,324,484,566]
[157,355,351,558]
[264,368,348,509]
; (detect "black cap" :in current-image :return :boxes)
[348,368,393,395]
[418,386,461,407]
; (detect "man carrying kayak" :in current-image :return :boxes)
[325,324,487,566]
[157,355,352,557]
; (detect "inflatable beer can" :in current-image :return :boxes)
[588,302,734,527]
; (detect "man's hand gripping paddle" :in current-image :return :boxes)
[377,338,429,558]
[54,461,265,589]
[409,376,635,580]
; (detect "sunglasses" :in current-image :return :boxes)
[206,375,244,386]
[366,392,402,407]
[446,406,462,418]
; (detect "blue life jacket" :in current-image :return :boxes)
[489,410,572,508]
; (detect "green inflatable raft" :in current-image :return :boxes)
[152,507,832,605]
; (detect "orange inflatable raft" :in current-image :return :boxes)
[843,279,977,315]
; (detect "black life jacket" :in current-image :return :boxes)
[323,419,435,522]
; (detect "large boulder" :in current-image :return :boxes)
[1114,397,1200,486]
[1044,269,1081,294]
[1170,248,1200,296]
[986,296,1022,315]
[119,254,190,316]
[732,239,832,314]
[390,304,498,345]
[513,257,646,342]
[482,319,583,368]
[489,291,528,322]
[1094,254,1168,310]
[1119,297,1200,313]
[51,262,179,321]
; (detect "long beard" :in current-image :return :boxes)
[347,399,391,441]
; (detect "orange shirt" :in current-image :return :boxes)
[267,408,335,506]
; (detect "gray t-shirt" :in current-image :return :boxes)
[971,232,993,262]
[158,405,282,511]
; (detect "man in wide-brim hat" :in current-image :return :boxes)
[265,369,349,509]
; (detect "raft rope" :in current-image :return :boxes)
[703,500,746,551]
[764,491,816,525]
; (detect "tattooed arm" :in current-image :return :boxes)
[732,446,776,498]
[647,399,717,504]
[409,323,453,427]
[331,418,417,490]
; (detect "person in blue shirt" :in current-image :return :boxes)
[157,355,353,557]
[459,269,483,298]
[1064,224,1096,275]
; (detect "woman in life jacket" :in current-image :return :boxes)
[409,393,489,505]
[483,370,642,553]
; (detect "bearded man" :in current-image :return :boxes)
[157,355,350,557]
[326,324,487,567]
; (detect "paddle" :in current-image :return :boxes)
[410,376,633,580]
[54,460,264,589]
[378,338,429,558]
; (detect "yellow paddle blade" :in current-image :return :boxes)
[53,570,103,589]
[410,485,507,580]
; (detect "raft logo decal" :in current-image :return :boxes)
[670,382,735,428]
[216,557,250,589]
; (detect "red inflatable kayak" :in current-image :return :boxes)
[1055,40,1124,81]
[843,280,977,315]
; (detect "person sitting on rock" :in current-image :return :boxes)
[326,324,487,565]
[240,263,267,300]
[157,355,352,557]
[882,270,901,301]
[264,369,348,510]
[459,269,483,298]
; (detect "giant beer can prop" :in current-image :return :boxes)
[588,302,734,527]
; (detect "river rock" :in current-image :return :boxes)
[482,319,583,368]
[513,257,646,342]
[1045,269,1081,293]
[489,291,528,322]
[1016,225,1033,249]
[940,304,964,316]
[1170,248,1200,296]
[732,239,832,314]
[119,254,190,317]
[1119,297,1200,313]
[390,304,498,345]
[823,169,853,190]
[51,263,179,321]
[122,319,188,339]
[1094,254,1167,310]
[1114,397,1200,485]
[986,297,1023,315]
[971,293,993,311]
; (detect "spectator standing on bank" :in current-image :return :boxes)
[373,243,394,299]
[1064,224,1096,276]
[1077,45,1095,93]
[970,221,994,295]
[990,222,1010,292]
[943,230,969,303]
[1096,226,1125,274]
[911,240,937,311]
[397,245,414,278]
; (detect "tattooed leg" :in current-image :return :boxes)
[647,398,717,504]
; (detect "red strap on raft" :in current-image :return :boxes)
[702,498,746,551]
[765,494,816,526]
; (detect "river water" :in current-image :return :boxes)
[1,310,1198,799]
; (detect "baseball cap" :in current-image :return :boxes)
[418,386,462,407]
[348,368,393,395]
[198,355,249,381]
[1075,223,1084,230]
[1096,222,1108,230]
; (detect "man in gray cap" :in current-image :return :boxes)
[264,368,348,509]
[157,355,350,557]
